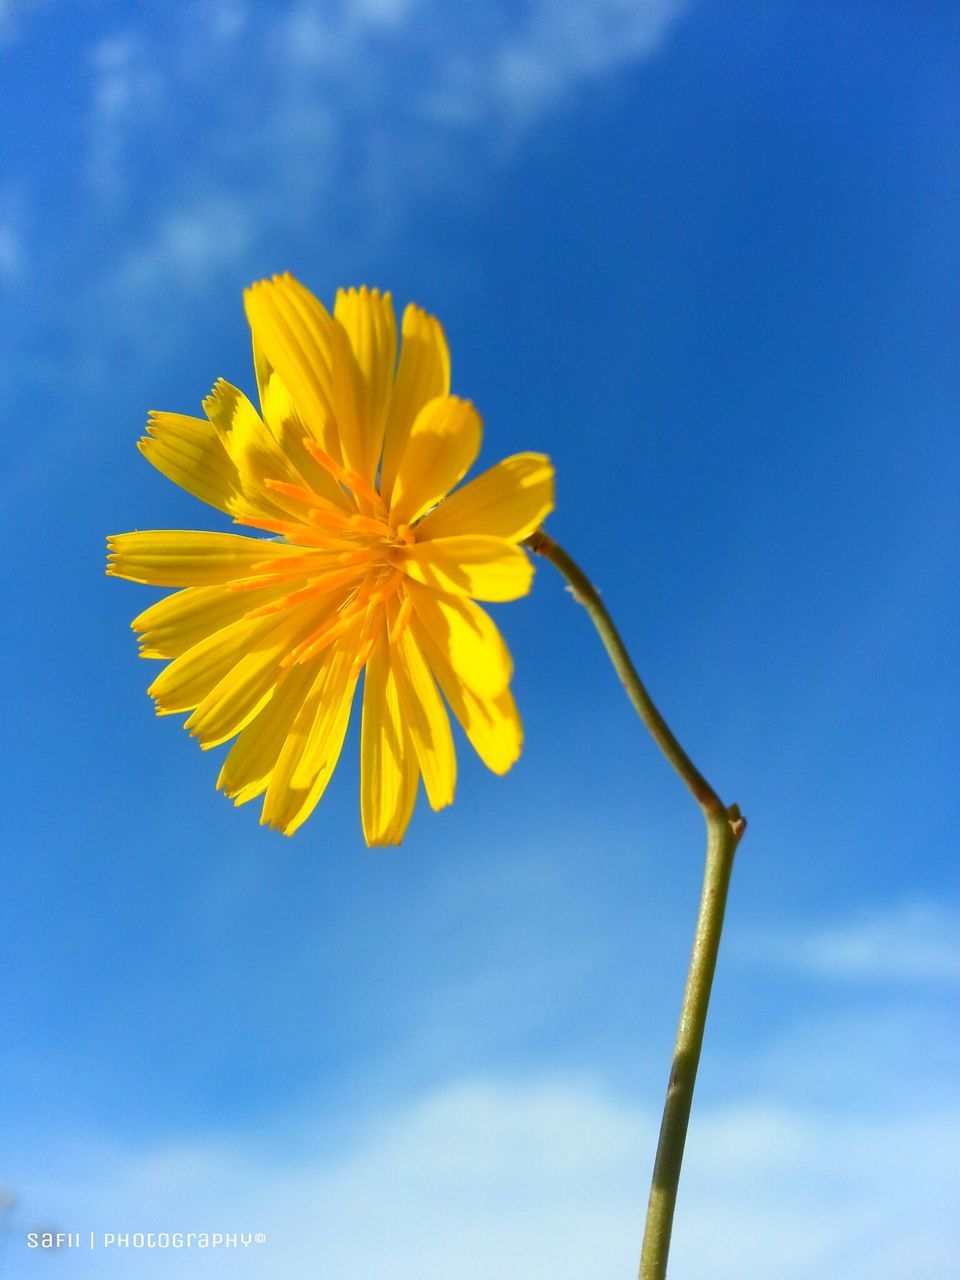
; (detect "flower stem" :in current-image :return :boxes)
[525,529,746,1280]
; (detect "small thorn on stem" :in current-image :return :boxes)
[726,805,747,843]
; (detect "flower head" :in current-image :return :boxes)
[107,275,554,845]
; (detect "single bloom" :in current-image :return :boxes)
[107,275,554,845]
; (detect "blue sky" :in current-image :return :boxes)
[1,0,958,1275]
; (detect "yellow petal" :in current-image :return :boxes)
[380,303,450,498]
[138,411,249,519]
[183,610,310,749]
[251,332,351,508]
[243,275,373,487]
[132,580,294,659]
[360,631,419,846]
[388,724,420,845]
[416,452,554,543]
[401,535,533,602]
[405,579,512,698]
[147,612,294,715]
[414,618,523,775]
[333,287,397,480]
[107,530,300,587]
[217,662,318,805]
[202,379,317,520]
[290,639,366,793]
[243,274,339,455]
[388,396,481,526]
[261,642,359,835]
[392,621,456,811]
[252,329,296,439]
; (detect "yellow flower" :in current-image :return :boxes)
[107,275,554,845]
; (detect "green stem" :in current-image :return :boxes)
[525,529,746,1280]
[637,810,739,1279]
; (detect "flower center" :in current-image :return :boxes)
[249,442,416,671]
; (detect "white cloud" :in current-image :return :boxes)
[675,1106,959,1280]
[487,0,688,133]
[114,200,255,296]
[11,1076,959,1279]
[86,34,165,209]
[3,0,694,514]
[747,899,960,983]
[79,0,689,333]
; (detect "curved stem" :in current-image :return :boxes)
[525,532,722,815]
[525,529,746,1280]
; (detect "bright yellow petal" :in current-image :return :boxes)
[261,642,359,835]
[138,411,249,519]
[107,530,300,587]
[243,274,375,486]
[252,329,297,440]
[360,631,419,846]
[243,274,339,455]
[202,379,318,520]
[388,722,420,845]
[288,665,355,793]
[217,662,318,806]
[139,384,334,526]
[380,303,450,498]
[146,611,296,715]
[333,287,397,480]
[392,620,456,811]
[183,610,310,749]
[413,618,523,775]
[416,453,554,543]
[251,331,351,508]
[401,535,533,602]
[131,580,295,659]
[405,579,512,698]
[388,396,481,526]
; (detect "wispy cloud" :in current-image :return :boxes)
[421,0,688,139]
[112,201,256,296]
[86,34,165,210]
[78,0,689,333]
[11,1074,959,1279]
[746,899,960,983]
[0,0,690,486]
